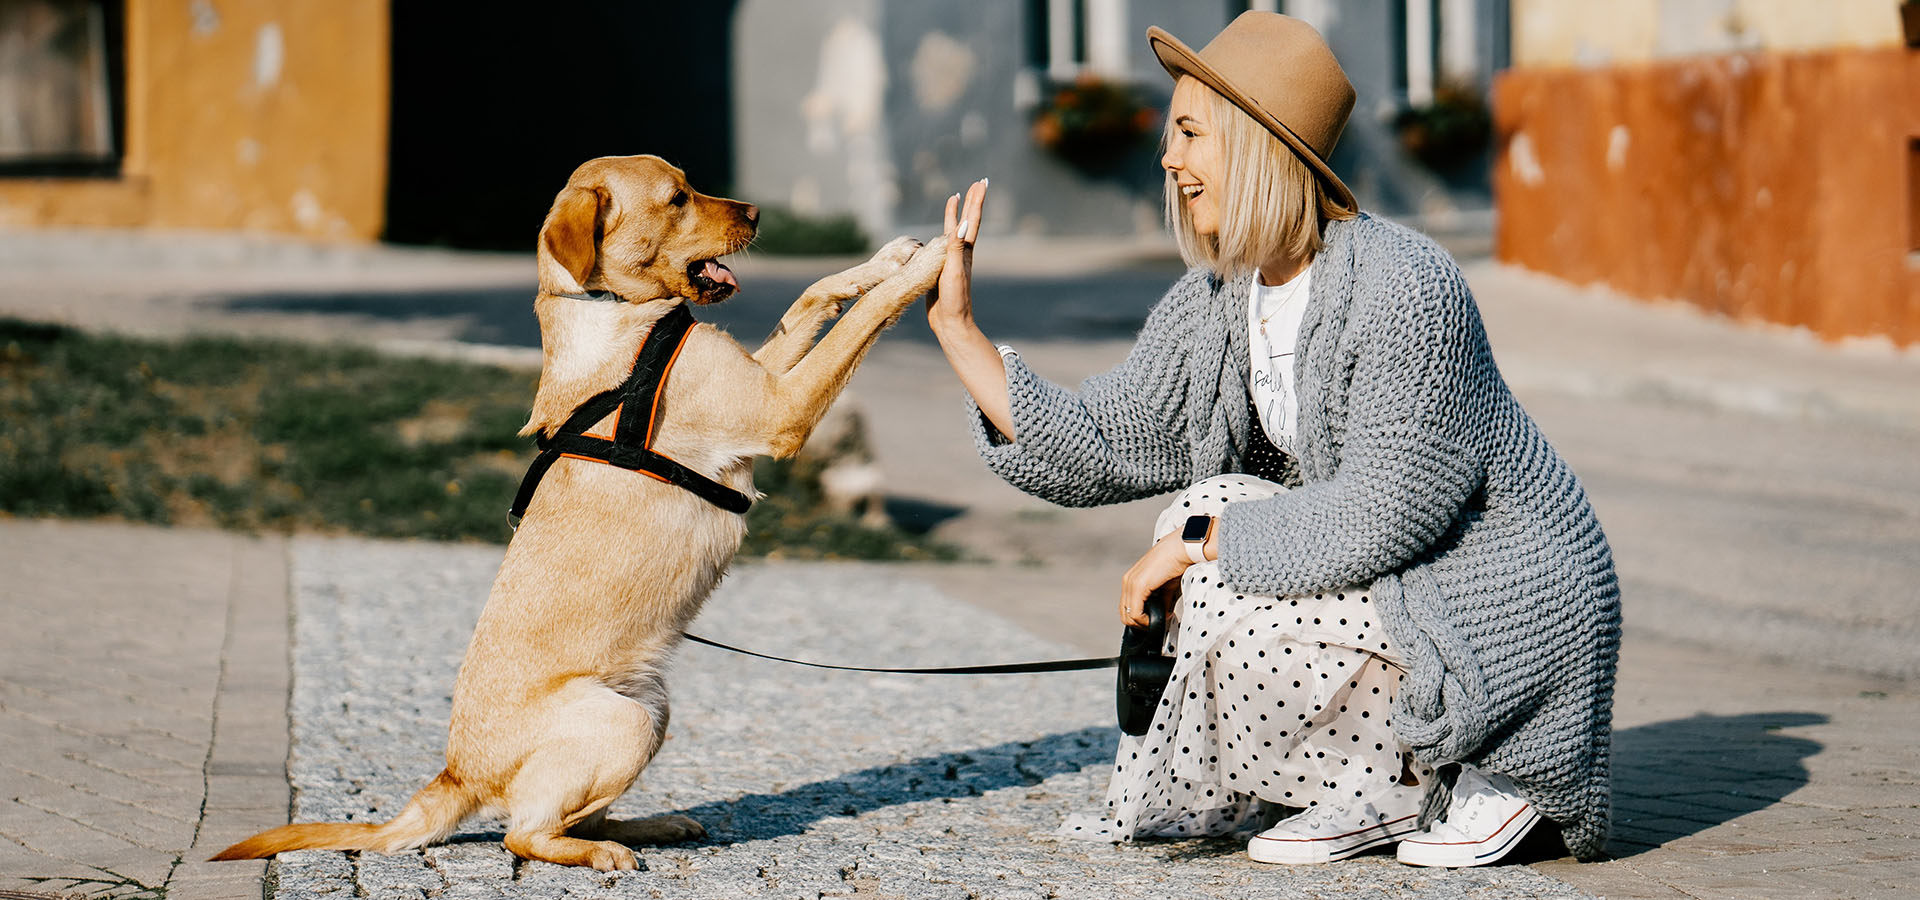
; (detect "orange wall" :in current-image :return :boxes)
[1493,47,1919,346]
[0,0,389,240]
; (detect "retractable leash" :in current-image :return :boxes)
[681,604,1171,738]
[511,293,1176,732]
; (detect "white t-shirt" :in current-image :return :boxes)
[1247,266,1312,454]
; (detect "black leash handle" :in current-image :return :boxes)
[682,632,1118,675]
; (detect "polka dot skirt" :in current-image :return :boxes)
[1060,475,1435,842]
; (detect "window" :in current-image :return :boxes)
[1909,139,1920,255]
[1025,0,1128,80]
[0,0,125,176]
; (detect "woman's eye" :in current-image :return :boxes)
[1180,128,1196,139]
[669,191,689,207]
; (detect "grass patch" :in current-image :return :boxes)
[749,205,870,255]
[0,319,955,559]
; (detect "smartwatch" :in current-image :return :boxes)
[1180,514,1213,564]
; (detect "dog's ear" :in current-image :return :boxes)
[538,186,604,294]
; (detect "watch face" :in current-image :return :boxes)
[1181,514,1211,543]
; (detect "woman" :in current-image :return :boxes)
[927,13,1619,868]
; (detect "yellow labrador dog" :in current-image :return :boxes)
[214,155,947,870]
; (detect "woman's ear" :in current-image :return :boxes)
[538,186,604,294]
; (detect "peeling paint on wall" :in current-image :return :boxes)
[799,17,895,238]
[190,0,220,37]
[909,31,974,113]
[254,23,283,89]
[802,20,885,153]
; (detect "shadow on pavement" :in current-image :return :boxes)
[1602,711,1824,859]
[663,725,1116,845]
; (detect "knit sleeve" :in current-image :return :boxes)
[964,278,1207,507]
[1215,256,1487,595]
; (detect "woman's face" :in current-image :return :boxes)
[1162,78,1222,237]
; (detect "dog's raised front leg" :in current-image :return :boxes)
[752,236,922,374]
[758,237,949,458]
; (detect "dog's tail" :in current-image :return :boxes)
[210,770,477,860]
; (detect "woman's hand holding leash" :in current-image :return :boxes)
[926,179,1017,440]
[1120,525,1220,628]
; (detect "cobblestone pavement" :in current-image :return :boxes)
[270,538,1594,900]
[0,519,288,900]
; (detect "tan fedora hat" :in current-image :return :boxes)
[1148,12,1357,212]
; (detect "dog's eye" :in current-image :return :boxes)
[669,190,689,207]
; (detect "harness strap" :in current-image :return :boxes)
[510,301,754,526]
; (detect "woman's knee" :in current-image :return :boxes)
[1155,475,1288,540]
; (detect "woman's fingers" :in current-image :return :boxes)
[944,192,959,238]
[1121,535,1188,627]
[963,178,988,241]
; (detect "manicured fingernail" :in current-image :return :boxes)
[982,177,990,187]
[956,219,970,240]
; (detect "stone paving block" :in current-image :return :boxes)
[1660,868,1892,900]
[1782,779,1920,812]
[1828,858,1920,890]
[1857,806,1920,838]
[0,800,177,890]
[170,859,270,900]
[8,786,192,849]
[1528,861,1691,899]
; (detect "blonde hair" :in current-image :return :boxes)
[1163,76,1355,278]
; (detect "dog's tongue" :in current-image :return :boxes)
[702,260,738,290]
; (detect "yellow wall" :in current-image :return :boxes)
[1512,0,1902,67]
[0,0,389,240]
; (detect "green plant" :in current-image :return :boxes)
[1030,74,1161,171]
[1392,82,1492,175]
[750,205,870,255]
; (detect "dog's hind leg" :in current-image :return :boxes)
[753,236,923,373]
[500,682,663,870]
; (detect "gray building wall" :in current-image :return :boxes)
[734,0,1503,242]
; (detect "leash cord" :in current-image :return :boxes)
[681,632,1118,675]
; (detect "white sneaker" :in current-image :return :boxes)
[1395,765,1541,868]
[1247,786,1424,865]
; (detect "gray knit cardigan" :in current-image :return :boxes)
[967,214,1621,859]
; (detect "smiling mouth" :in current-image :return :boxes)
[687,258,739,303]
[1180,183,1205,202]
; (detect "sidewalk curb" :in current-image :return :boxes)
[168,536,292,900]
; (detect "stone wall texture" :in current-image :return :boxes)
[1493,46,1919,345]
[0,0,389,240]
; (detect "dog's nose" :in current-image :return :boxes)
[743,204,759,224]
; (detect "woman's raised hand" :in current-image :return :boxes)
[929,178,988,331]
[924,179,1016,439]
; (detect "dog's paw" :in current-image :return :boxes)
[871,235,923,268]
[903,235,951,282]
[587,841,639,871]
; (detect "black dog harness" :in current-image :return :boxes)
[509,296,753,527]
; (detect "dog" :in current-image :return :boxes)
[212,154,947,870]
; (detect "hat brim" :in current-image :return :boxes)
[1147,25,1357,214]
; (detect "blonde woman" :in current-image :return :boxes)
[927,13,1619,868]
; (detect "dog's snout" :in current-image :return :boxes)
[742,204,759,225]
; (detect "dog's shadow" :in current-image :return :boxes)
[678,725,1115,844]
[448,725,1116,848]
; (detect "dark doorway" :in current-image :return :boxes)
[384,1,739,249]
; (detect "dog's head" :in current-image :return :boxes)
[536,155,758,304]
